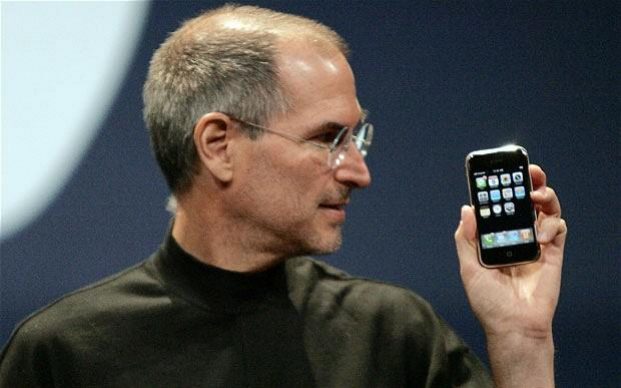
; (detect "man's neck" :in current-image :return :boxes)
[171,204,288,273]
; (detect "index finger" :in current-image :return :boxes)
[529,164,546,190]
[529,164,562,217]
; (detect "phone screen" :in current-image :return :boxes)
[466,145,540,267]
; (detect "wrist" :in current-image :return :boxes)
[484,323,553,342]
[486,329,554,358]
[486,330,555,388]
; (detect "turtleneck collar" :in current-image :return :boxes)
[152,231,290,314]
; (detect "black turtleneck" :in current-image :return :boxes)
[0,233,491,387]
[154,233,292,314]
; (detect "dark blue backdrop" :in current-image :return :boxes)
[2,1,618,386]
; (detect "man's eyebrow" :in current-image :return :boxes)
[303,109,369,136]
[320,122,346,131]
[310,109,370,132]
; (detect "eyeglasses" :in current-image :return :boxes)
[228,115,373,169]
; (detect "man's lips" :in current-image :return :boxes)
[319,203,346,210]
[319,189,350,220]
[319,197,349,209]
[319,201,348,222]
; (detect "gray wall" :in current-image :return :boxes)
[2,1,618,386]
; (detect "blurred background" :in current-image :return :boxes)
[2,1,618,386]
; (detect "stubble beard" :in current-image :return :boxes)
[294,223,344,257]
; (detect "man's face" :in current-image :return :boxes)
[227,41,371,257]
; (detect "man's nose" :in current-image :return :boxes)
[333,146,372,188]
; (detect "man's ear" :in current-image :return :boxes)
[193,112,235,183]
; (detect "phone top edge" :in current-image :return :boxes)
[466,144,527,158]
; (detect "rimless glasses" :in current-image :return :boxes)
[227,114,374,169]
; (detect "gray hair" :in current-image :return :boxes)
[143,4,349,193]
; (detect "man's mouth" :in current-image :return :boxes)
[318,200,348,223]
[319,203,346,210]
[319,189,351,220]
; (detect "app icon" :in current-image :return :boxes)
[504,202,515,215]
[502,188,513,200]
[508,230,520,242]
[492,204,502,215]
[480,206,491,218]
[488,175,499,188]
[481,233,494,248]
[512,172,523,184]
[520,228,533,242]
[500,173,511,186]
[490,190,501,202]
[496,232,506,243]
[477,191,489,204]
[475,176,487,190]
[514,186,526,199]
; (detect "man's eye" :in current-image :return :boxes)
[312,131,339,144]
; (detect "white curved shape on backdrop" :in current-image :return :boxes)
[1,2,149,240]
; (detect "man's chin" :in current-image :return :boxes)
[304,231,343,256]
[280,225,343,257]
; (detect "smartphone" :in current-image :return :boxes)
[465,145,540,267]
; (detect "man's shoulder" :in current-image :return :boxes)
[286,257,438,325]
[6,258,162,346]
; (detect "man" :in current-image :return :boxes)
[1,5,567,387]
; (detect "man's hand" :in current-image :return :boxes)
[454,164,567,388]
